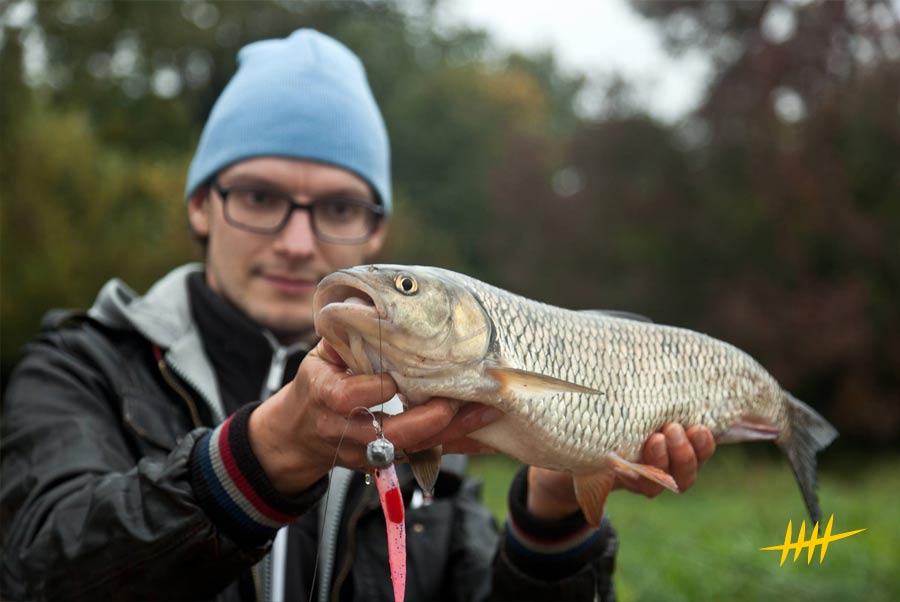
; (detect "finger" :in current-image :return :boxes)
[316,410,382,447]
[312,338,347,368]
[664,423,698,491]
[380,398,462,450]
[323,411,418,471]
[333,449,373,472]
[643,432,669,470]
[322,373,398,415]
[412,403,503,451]
[441,437,499,455]
[686,425,717,465]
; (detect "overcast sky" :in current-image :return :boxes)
[437,0,712,121]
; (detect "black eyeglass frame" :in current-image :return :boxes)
[210,180,385,244]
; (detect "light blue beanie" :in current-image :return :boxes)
[185,29,392,215]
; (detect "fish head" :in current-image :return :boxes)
[313,265,492,380]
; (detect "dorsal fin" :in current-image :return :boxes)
[579,309,653,323]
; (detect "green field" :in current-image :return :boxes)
[468,447,899,601]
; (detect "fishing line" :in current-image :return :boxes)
[310,315,390,601]
[378,311,385,430]
[308,405,382,602]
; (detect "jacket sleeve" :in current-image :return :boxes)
[491,467,618,602]
[0,326,320,600]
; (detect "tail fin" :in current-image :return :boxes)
[778,394,839,524]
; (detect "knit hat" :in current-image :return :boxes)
[185,29,392,214]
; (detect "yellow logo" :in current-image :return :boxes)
[760,514,865,566]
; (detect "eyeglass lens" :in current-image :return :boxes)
[220,185,380,242]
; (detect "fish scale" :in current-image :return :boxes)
[314,264,838,526]
[464,275,781,461]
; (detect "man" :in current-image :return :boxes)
[1,29,714,601]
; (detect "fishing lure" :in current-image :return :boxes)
[367,434,406,602]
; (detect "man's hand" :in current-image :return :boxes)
[526,423,717,520]
[247,340,499,495]
[246,339,447,494]
[613,423,716,497]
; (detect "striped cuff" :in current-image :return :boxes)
[503,466,605,580]
[190,403,327,546]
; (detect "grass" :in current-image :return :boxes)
[468,447,900,601]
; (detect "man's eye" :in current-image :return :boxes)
[236,188,278,208]
[320,200,362,219]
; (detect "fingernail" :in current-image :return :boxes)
[650,437,666,460]
[667,425,685,446]
[688,429,704,449]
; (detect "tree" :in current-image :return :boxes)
[626,0,900,445]
[1,0,581,377]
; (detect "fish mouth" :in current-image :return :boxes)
[314,271,385,318]
[315,285,380,316]
[313,271,389,374]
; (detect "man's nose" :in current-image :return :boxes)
[273,209,317,257]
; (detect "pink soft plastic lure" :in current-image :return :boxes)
[365,421,406,601]
[374,463,406,602]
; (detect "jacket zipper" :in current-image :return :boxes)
[253,560,268,602]
[153,345,203,428]
[153,337,305,602]
[156,346,266,601]
[317,468,354,602]
[264,347,288,398]
[329,482,378,602]
[258,337,309,602]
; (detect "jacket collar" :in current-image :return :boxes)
[87,265,469,463]
[89,264,316,424]
[89,263,202,346]
[88,264,227,422]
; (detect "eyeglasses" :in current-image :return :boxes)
[211,180,384,244]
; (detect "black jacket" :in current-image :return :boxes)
[1,264,617,601]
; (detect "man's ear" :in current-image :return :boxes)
[187,186,211,237]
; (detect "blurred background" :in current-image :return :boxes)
[1,1,898,599]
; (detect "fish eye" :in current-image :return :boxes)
[394,274,418,295]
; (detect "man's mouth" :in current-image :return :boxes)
[262,273,319,293]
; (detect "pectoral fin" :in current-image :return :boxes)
[408,446,443,494]
[486,364,601,396]
[608,451,679,492]
[573,471,616,527]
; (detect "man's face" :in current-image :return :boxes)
[188,157,387,343]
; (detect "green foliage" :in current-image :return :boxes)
[1,100,196,366]
[483,0,900,446]
[609,449,900,602]
[2,0,898,445]
[2,1,898,595]
[1,0,580,374]
[470,449,900,601]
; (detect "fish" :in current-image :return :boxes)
[313,264,839,527]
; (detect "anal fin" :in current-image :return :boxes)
[573,471,616,527]
[717,419,780,444]
[408,446,442,494]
